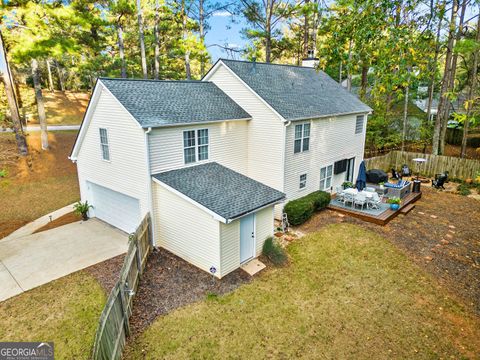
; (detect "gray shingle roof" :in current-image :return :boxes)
[152,162,285,221]
[218,59,372,121]
[100,78,251,128]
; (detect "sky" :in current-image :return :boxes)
[204,9,248,62]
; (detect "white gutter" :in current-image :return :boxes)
[144,127,156,246]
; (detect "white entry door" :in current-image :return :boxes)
[240,213,255,263]
[88,182,141,233]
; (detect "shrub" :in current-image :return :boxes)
[284,190,331,226]
[262,237,288,266]
[305,191,331,211]
[457,184,471,196]
[284,198,314,225]
[73,201,93,219]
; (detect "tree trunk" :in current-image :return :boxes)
[265,1,272,63]
[461,13,480,158]
[154,0,160,80]
[311,0,320,54]
[46,59,54,92]
[439,0,466,154]
[55,60,65,92]
[346,38,353,91]
[432,0,458,155]
[360,63,368,98]
[117,23,127,78]
[181,0,191,79]
[199,0,206,77]
[0,31,28,156]
[303,0,310,56]
[401,84,409,151]
[31,59,48,150]
[137,0,148,79]
[339,61,342,84]
[426,1,444,124]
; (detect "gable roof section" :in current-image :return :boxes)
[152,162,285,222]
[100,78,251,128]
[215,59,372,121]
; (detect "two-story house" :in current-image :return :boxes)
[70,59,371,278]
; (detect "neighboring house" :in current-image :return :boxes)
[70,59,371,277]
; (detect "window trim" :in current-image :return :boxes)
[299,173,307,190]
[99,127,110,162]
[183,128,209,164]
[294,122,311,154]
[355,115,365,134]
[319,164,333,191]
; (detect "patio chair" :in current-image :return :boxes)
[368,192,382,209]
[343,193,354,207]
[335,186,345,202]
[401,164,412,177]
[391,168,402,180]
[432,171,449,190]
[354,193,367,210]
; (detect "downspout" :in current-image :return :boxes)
[144,127,156,246]
[279,120,291,218]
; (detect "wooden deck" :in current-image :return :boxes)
[327,191,422,225]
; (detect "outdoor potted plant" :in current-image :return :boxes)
[74,201,93,221]
[387,197,401,210]
[342,181,354,190]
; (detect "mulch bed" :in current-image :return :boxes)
[84,254,125,294]
[300,186,480,316]
[33,212,82,234]
[128,248,251,336]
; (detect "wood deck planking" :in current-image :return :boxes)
[327,192,422,225]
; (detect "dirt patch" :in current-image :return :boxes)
[300,186,480,315]
[0,131,79,239]
[84,255,125,294]
[33,212,82,234]
[128,248,251,336]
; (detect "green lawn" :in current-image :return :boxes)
[0,271,105,360]
[125,224,480,359]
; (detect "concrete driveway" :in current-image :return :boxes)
[0,219,128,302]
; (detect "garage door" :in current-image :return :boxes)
[89,182,141,233]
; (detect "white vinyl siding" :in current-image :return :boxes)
[152,181,221,277]
[355,115,365,134]
[220,221,240,277]
[149,121,248,174]
[284,114,367,202]
[99,128,110,161]
[76,87,150,222]
[254,206,274,256]
[294,123,310,153]
[206,64,285,192]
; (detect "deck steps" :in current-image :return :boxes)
[400,203,415,215]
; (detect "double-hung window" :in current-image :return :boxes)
[320,165,333,190]
[294,123,310,153]
[99,128,110,161]
[299,174,307,189]
[355,115,364,134]
[183,129,209,164]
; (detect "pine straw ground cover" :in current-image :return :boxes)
[301,187,480,316]
[0,271,105,360]
[125,224,480,359]
[0,131,79,239]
